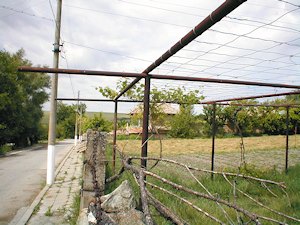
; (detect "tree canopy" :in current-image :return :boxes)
[82,113,113,133]
[56,101,86,139]
[97,78,204,137]
[0,49,50,147]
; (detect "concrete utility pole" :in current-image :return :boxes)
[74,91,80,146]
[47,0,62,185]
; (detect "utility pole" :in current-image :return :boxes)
[47,0,62,185]
[74,91,79,146]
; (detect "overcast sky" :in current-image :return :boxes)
[1,0,300,113]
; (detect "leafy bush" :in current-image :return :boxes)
[169,106,202,138]
[0,144,12,155]
[82,113,113,132]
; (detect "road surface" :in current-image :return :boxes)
[0,140,73,225]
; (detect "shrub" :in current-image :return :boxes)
[0,144,12,155]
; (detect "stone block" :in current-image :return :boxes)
[82,164,94,191]
[101,180,136,213]
[81,190,95,209]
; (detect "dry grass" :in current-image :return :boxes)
[117,135,300,157]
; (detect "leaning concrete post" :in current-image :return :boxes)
[81,130,107,208]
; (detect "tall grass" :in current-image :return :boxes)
[105,143,300,225]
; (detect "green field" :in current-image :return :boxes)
[106,141,300,225]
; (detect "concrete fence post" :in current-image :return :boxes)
[81,130,107,209]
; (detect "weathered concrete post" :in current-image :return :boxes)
[81,130,107,209]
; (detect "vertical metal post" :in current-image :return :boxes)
[113,100,118,173]
[74,91,79,146]
[211,103,216,178]
[141,76,151,169]
[285,106,290,173]
[79,105,83,141]
[47,0,62,185]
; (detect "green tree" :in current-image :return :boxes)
[222,101,261,136]
[97,78,203,136]
[56,102,86,139]
[202,104,226,137]
[0,49,50,147]
[82,113,113,132]
[169,105,203,138]
[258,106,285,135]
[284,95,300,134]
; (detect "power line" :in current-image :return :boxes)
[0,4,53,21]
[193,36,300,77]
[64,41,152,63]
[226,16,300,34]
[119,0,300,34]
[163,7,300,75]
[60,46,76,98]
[179,49,298,68]
[48,0,76,98]
[63,4,191,28]
[62,3,300,49]
[278,0,300,8]
[167,58,299,76]
[210,29,300,48]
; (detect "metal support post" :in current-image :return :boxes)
[74,91,79,146]
[285,106,290,173]
[141,76,151,169]
[211,103,216,178]
[47,0,62,185]
[113,100,118,173]
[79,105,83,142]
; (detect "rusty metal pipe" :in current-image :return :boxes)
[18,66,147,78]
[56,98,300,108]
[211,103,216,179]
[202,91,300,104]
[113,100,118,174]
[144,0,247,74]
[56,98,140,102]
[19,66,300,90]
[115,0,247,100]
[141,76,151,169]
[285,106,290,173]
[150,74,300,89]
[216,103,300,108]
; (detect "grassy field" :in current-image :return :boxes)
[105,142,300,225]
[115,135,300,171]
[117,135,300,156]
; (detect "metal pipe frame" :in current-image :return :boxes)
[19,0,299,174]
[216,103,300,108]
[19,66,300,90]
[56,98,300,108]
[114,0,247,100]
[202,91,300,104]
[211,103,217,179]
[285,107,290,173]
[113,100,118,173]
[141,76,151,169]
[18,66,146,78]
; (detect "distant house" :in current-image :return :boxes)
[129,103,179,117]
[124,103,179,134]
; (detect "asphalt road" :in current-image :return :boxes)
[0,140,73,225]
